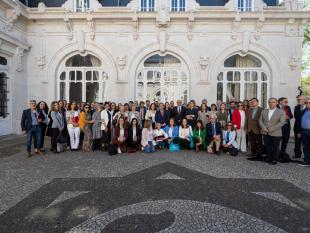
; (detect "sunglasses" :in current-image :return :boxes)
[85,106,90,109]
[227,124,232,126]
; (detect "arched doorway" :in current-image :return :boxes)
[57,53,109,103]
[216,54,270,108]
[136,53,190,103]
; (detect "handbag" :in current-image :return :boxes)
[108,144,117,156]
[57,131,67,144]
[169,143,180,152]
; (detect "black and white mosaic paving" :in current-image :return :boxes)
[0,161,310,233]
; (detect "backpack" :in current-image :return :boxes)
[108,144,117,156]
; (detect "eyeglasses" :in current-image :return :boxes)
[85,107,90,109]
[227,124,232,126]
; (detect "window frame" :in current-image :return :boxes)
[74,0,90,12]
[237,0,254,12]
[171,0,186,12]
[140,0,156,12]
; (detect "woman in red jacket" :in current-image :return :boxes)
[232,102,247,153]
[113,117,128,154]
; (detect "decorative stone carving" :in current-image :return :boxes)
[241,30,251,55]
[132,11,139,40]
[253,0,267,11]
[38,2,46,12]
[158,30,168,53]
[288,55,300,71]
[64,14,73,40]
[254,15,265,40]
[284,0,299,11]
[285,18,298,37]
[199,56,210,70]
[35,55,46,69]
[157,4,170,27]
[231,13,241,40]
[117,56,127,70]
[87,13,95,40]
[187,11,195,41]
[15,47,24,72]
[77,30,86,53]
[6,9,21,31]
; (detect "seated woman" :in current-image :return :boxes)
[222,122,238,156]
[193,120,206,152]
[112,117,128,154]
[153,123,168,149]
[163,118,179,147]
[127,118,142,153]
[141,119,156,153]
[179,118,193,150]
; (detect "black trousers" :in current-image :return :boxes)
[179,138,190,150]
[263,135,281,162]
[280,124,290,153]
[51,128,60,151]
[248,131,263,157]
[294,131,302,157]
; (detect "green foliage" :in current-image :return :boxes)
[301,76,310,95]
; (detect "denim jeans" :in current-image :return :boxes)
[301,129,310,165]
[26,126,42,152]
[143,141,155,153]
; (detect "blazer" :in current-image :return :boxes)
[259,108,286,137]
[171,106,186,125]
[293,105,306,133]
[155,110,169,126]
[245,107,263,134]
[222,130,238,149]
[185,107,199,127]
[163,125,179,139]
[127,126,142,145]
[21,109,36,132]
[137,106,147,120]
[205,122,222,146]
[51,111,65,129]
[232,110,246,130]
[277,104,293,128]
[113,127,128,144]
[193,128,207,149]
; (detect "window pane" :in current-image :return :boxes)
[164,71,170,82]
[181,72,187,82]
[217,72,223,81]
[147,71,153,81]
[261,72,268,81]
[137,82,144,101]
[261,83,268,108]
[226,83,240,102]
[60,82,66,101]
[227,71,233,81]
[93,71,99,81]
[60,72,66,81]
[86,82,99,103]
[0,73,8,117]
[224,55,262,67]
[244,71,251,81]
[77,71,82,81]
[244,83,257,100]
[171,71,178,82]
[217,82,223,102]
[86,71,92,81]
[69,71,75,81]
[234,71,241,81]
[154,71,161,82]
[66,54,101,67]
[147,82,161,101]
[252,71,257,81]
[149,0,155,11]
[69,82,82,103]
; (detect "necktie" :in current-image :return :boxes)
[212,123,215,136]
[178,106,181,114]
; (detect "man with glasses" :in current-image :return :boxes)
[293,95,306,158]
[277,97,293,157]
[259,97,286,165]
[21,100,44,157]
[299,97,310,167]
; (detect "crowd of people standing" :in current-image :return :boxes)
[20,96,310,166]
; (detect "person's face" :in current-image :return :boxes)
[280,99,288,106]
[165,103,169,108]
[39,102,45,110]
[132,119,137,126]
[119,106,124,112]
[210,116,216,123]
[230,103,235,109]
[220,104,225,110]
[177,100,182,106]
[96,104,101,111]
[124,105,129,111]
[268,99,277,109]
[146,101,150,106]
[80,103,85,109]
[190,102,195,108]
[84,105,90,112]
[202,104,206,111]
[54,103,59,111]
[251,100,258,107]
[105,104,110,110]
[131,104,136,111]
[119,118,124,126]
[306,100,310,109]
[211,105,216,111]
[111,103,115,110]
[71,102,76,110]
[182,119,187,127]
[227,123,232,130]
[29,101,36,109]
[297,96,305,105]
[140,103,145,108]
[197,122,202,128]
[170,101,174,107]
[169,119,174,126]
[156,124,161,130]
[159,104,164,110]
[59,102,63,108]
[238,103,244,110]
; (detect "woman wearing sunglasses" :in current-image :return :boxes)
[79,104,94,152]
[222,123,238,156]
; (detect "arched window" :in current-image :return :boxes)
[136,53,189,103]
[58,54,108,103]
[217,54,269,108]
[0,73,8,118]
[140,0,155,11]
[171,0,186,11]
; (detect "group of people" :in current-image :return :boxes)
[20,96,310,166]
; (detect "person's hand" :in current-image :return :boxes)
[297,133,302,138]
[22,130,26,135]
[262,128,268,133]
[38,118,42,123]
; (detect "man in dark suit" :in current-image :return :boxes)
[205,114,222,155]
[21,100,44,157]
[228,101,236,122]
[246,98,264,161]
[293,95,306,158]
[137,101,147,128]
[155,103,169,128]
[171,100,186,126]
[277,97,293,155]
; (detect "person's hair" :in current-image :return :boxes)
[211,104,217,111]
[190,100,196,107]
[36,101,49,114]
[131,118,138,127]
[104,101,110,106]
[169,117,175,126]
[51,101,59,112]
[200,103,207,111]
[144,119,152,129]
[225,122,235,131]
[220,103,226,110]
[195,120,204,130]
[140,101,145,105]
[150,103,156,111]
[68,101,78,111]
[230,101,235,105]
[268,97,278,103]
[117,116,128,129]
[181,118,189,128]
[278,97,287,103]
[250,98,259,102]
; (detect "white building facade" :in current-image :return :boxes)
[0,0,309,135]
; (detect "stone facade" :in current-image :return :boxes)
[0,0,309,135]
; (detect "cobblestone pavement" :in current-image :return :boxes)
[0,136,309,233]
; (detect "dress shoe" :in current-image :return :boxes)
[26,151,33,158]
[247,156,263,161]
[35,150,44,156]
[269,161,277,165]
